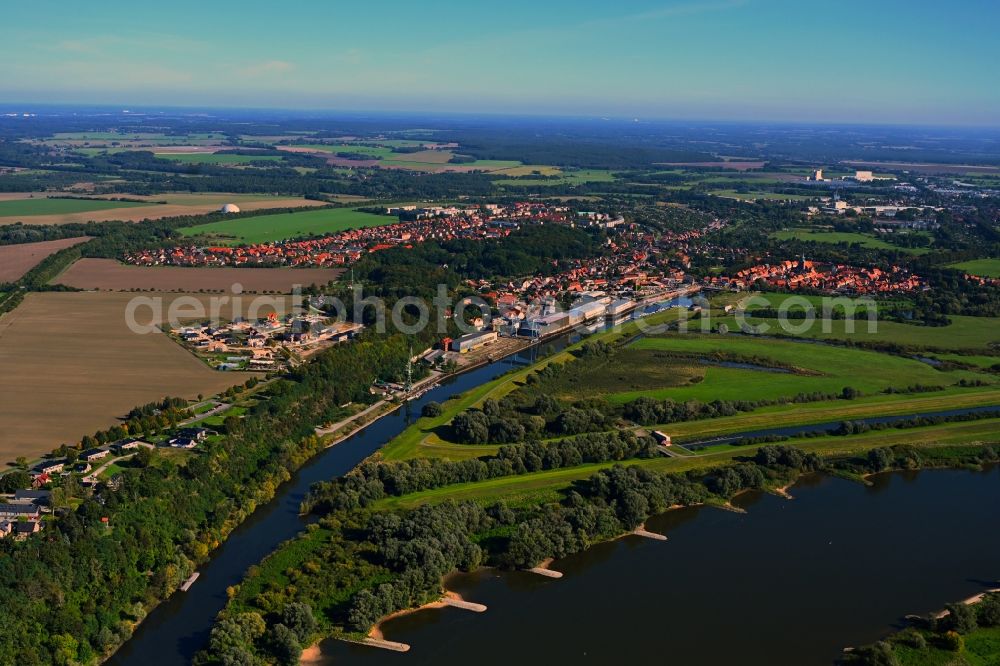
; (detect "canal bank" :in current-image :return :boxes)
[108,331,586,666]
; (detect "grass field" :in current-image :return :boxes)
[0,197,147,217]
[155,153,284,165]
[0,292,264,463]
[773,229,929,254]
[649,387,1000,441]
[710,189,816,202]
[596,333,986,403]
[931,353,1000,369]
[493,169,616,187]
[734,314,999,351]
[948,258,1000,278]
[178,207,394,244]
[0,236,90,283]
[53,258,341,292]
[376,418,1000,509]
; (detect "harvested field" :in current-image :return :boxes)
[0,292,275,462]
[0,236,90,283]
[53,258,341,292]
[0,193,326,225]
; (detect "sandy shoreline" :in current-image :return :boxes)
[368,589,467,640]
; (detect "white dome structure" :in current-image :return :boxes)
[220,203,241,214]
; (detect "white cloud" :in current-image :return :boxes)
[237,60,296,78]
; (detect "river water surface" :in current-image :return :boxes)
[110,311,998,665]
[316,467,1000,666]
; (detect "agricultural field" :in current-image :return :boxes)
[493,169,616,187]
[0,193,325,225]
[178,206,395,244]
[773,228,929,254]
[948,257,1000,278]
[709,189,816,202]
[0,196,148,218]
[0,236,90,283]
[0,291,270,463]
[154,152,284,165]
[280,143,525,172]
[52,258,341,292]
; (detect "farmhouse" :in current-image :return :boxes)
[169,437,198,449]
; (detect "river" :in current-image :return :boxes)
[110,335,577,665]
[110,308,997,665]
[315,466,1000,665]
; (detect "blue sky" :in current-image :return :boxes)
[2,0,998,124]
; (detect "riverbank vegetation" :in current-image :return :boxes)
[844,592,1000,665]
[197,440,999,665]
[0,332,422,665]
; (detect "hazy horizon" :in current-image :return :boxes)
[3,0,998,126]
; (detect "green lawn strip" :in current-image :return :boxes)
[377,419,1000,510]
[932,353,1000,369]
[178,207,394,244]
[656,387,1000,441]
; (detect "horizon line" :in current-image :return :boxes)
[2,100,1000,131]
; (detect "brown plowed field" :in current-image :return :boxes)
[0,291,290,462]
[0,237,90,283]
[0,194,326,225]
[53,258,341,293]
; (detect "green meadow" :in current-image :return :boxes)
[493,169,616,186]
[948,257,1000,278]
[178,207,394,244]
[598,333,986,403]
[288,143,395,158]
[773,228,929,254]
[0,197,147,217]
[710,189,816,201]
[734,314,999,351]
[155,153,284,165]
